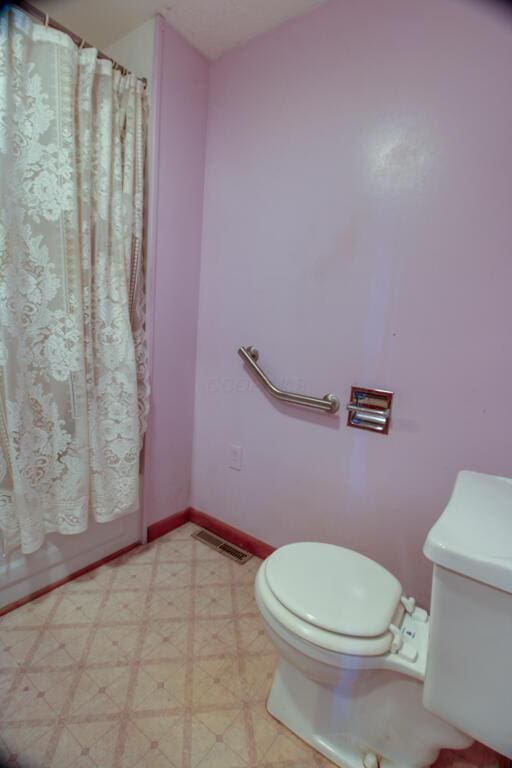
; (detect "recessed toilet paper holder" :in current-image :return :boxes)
[346,386,394,435]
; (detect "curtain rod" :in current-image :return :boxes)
[11,0,148,88]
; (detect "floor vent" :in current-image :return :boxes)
[192,528,252,564]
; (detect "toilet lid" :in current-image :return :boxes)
[265,542,403,637]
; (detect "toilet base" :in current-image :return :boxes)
[267,658,472,768]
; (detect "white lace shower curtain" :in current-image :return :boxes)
[0,8,149,554]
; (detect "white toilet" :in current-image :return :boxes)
[255,471,512,768]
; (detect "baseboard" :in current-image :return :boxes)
[189,508,275,559]
[1,508,274,617]
[147,508,191,542]
[147,506,274,559]
[0,542,140,618]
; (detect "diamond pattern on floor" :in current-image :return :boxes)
[0,521,507,768]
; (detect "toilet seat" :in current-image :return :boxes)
[265,542,403,637]
[257,548,406,657]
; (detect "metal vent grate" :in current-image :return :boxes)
[192,528,252,564]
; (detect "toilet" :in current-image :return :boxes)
[255,471,512,768]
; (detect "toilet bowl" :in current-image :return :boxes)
[255,471,512,768]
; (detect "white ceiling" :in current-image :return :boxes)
[33,0,326,59]
[162,0,326,60]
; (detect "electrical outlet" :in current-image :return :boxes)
[229,443,243,471]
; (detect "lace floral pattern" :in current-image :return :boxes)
[0,9,149,554]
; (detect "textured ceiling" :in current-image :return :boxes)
[32,0,326,59]
[162,0,326,59]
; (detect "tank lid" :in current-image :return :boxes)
[424,471,512,593]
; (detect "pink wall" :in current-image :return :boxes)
[191,0,512,606]
[143,16,209,525]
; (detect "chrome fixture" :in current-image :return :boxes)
[346,387,394,434]
[238,346,340,414]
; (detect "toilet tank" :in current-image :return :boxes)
[422,471,512,758]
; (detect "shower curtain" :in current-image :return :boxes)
[0,8,149,554]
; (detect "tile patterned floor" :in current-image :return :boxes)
[0,522,507,768]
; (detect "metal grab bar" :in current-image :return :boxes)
[237,346,340,414]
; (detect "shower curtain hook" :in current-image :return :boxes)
[79,38,85,50]
[44,14,49,29]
